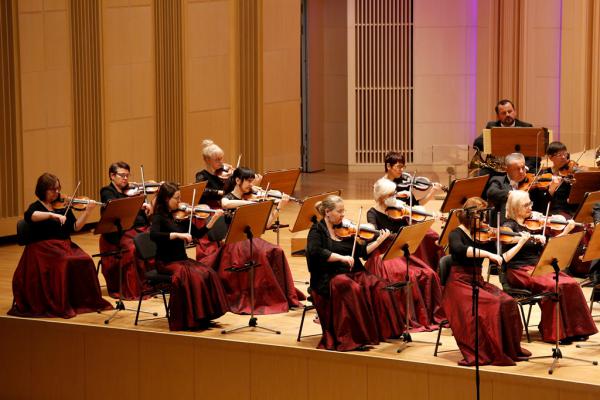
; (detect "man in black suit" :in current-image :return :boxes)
[473,99,540,174]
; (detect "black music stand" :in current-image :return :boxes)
[289,190,341,253]
[381,220,436,352]
[440,175,489,213]
[568,172,600,206]
[221,200,281,335]
[573,191,600,225]
[180,181,207,204]
[93,195,145,324]
[527,232,598,374]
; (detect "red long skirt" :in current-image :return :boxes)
[200,238,305,315]
[506,265,598,342]
[413,228,444,272]
[9,240,113,318]
[365,249,444,330]
[99,227,150,300]
[157,258,229,331]
[442,266,531,366]
[313,271,405,351]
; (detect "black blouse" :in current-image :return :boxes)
[501,219,542,269]
[150,213,208,263]
[100,183,149,244]
[541,167,577,216]
[195,169,224,207]
[367,207,407,232]
[448,227,495,268]
[306,220,368,296]
[24,201,77,242]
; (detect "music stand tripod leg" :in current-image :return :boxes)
[221,228,281,335]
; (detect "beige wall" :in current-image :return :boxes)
[1,0,301,236]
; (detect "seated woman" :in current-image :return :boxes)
[502,190,598,344]
[366,178,444,329]
[445,197,530,366]
[210,167,304,315]
[150,182,229,331]
[99,161,152,300]
[307,195,406,351]
[382,151,444,268]
[9,173,112,318]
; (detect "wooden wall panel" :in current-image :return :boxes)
[262,0,301,171]
[155,0,184,183]
[0,0,21,218]
[184,0,235,183]
[102,0,156,183]
[70,0,103,197]
[18,0,74,205]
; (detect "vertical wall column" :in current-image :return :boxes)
[70,0,103,197]
[238,0,262,171]
[155,0,184,183]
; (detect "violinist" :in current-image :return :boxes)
[212,167,304,315]
[150,182,229,331]
[306,195,406,351]
[486,153,546,226]
[542,141,580,216]
[365,178,444,328]
[383,151,444,205]
[501,190,597,344]
[99,161,151,300]
[9,173,112,318]
[444,197,531,366]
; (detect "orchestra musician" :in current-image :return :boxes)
[365,178,444,328]
[486,153,546,226]
[501,190,598,344]
[195,140,230,209]
[213,167,305,314]
[150,182,229,331]
[306,194,406,351]
[382,151,445,268]
[473,100,538,175]
[99,161,152,300]
[542,141,580,216]
[444,197,531,366]
[9,173,112,318]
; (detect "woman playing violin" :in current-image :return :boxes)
[444,197,531,366]
[150,182,229,331]
[9,173,112,318]
[365,178,444,328]
[195,140,229,208]
[307,195,407,351]
[205,167,305,315]
[501,190,597,343]
[99,161,153,300]
[542,141,580,216]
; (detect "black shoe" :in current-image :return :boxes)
[559,337,574,345]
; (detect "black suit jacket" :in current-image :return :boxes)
[485,174,549,225]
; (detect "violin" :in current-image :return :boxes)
[473,223,540,244]
[517,173,554,191]
[124,181,162,196]
[385,203,436,222]
[214,163,234,181]
[52,196,105,211]
[333,219,380,241]
[558,160,580,177]
[396,173,448,192]
[523,214,585,232]
[172,203,227,221]
[252,188,303,205]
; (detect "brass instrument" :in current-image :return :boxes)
[469,148,506,173]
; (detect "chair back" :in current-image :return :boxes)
[438,255,453,286]
[133,232,157,261]
[16,219,33,246]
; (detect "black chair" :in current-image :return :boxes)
[16,219,33,246]
[297,287,321,341]
[132,232,172,325]
[434,255,452,356]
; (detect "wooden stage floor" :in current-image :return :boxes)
[1,171,600,399]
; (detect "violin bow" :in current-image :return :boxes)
[235,154,242,168]
[188,189,197,236]
[407,171,417,225]
[541,202,551,237]
[62,180,81,217]
[140,165,149,203]
[349,206,364,271]
[525,163,545,193]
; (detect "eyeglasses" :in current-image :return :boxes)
[48,187,61,193]
[550,152,568,158]
[115,173,130,178]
